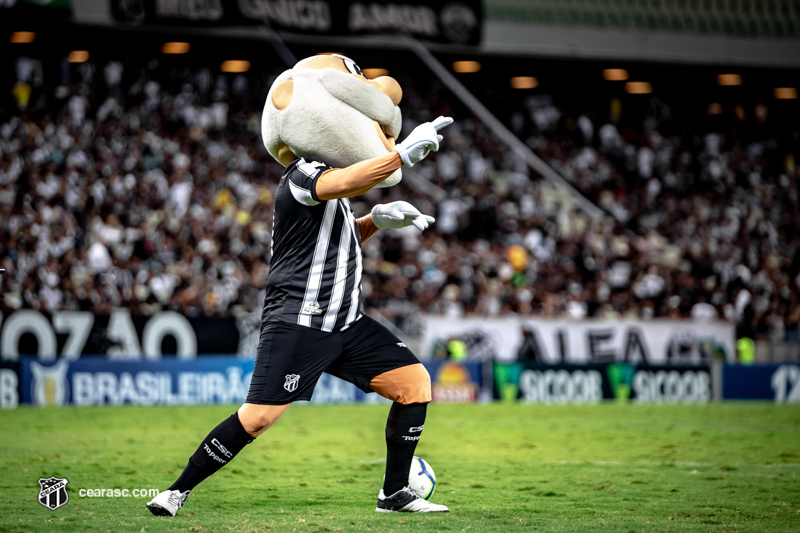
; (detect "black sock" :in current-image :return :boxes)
[383,402,428,495]
[169,412,254,492]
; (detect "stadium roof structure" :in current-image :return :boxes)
[58,0,800,68]
[484,0,800,68]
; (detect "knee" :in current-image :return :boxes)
[239,412,277,436]
[407,366,432,404]
[240,417,270,436]
[370,364,432,405]
[238,403,289,437]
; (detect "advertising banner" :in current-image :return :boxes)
[0,362,20,409]
[0,310,255,360]
[722,364,800,403]
[4,311,734,366]
[20,357,483,406]
[422,317,735,364]
[494,361,712,404]
[426,359,482,403]
[21,357,254,407]
[109,0,483,45]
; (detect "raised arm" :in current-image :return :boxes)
[315,115,453,201]
[317,116,453,241]
[315,152,402,201]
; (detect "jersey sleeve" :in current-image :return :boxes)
[287,159,332,206]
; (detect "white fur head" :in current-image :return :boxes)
[262,54,403,188]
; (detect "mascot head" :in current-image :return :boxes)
[262,54,404,187]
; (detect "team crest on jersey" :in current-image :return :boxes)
[38,476,69,511]
[284,374,300,392]
[302,301,323,315]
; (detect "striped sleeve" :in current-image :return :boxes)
[287,159,332,206]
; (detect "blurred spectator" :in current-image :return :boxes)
[516,322,543,362]
[0,51,798,351]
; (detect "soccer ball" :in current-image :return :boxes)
[408,456,436,500]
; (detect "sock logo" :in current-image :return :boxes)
[409,425,424,433]
[211,438,233,458]
[402,436,421,441]
[203,443,227,464]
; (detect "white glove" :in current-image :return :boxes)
[395,116,454,167]
[371,201,435,231]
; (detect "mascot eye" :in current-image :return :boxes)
[333,54,364,77]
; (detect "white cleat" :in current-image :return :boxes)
[146,489,190,517]
[375,486,449,513]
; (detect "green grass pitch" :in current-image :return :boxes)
[2,403,799,532]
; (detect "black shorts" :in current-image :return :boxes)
[246,314,420,405]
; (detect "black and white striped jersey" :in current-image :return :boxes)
[261,158,364,332]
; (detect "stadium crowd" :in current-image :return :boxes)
[1,54,798,344]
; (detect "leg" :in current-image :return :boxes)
[238,402,291,437]
[147,409,259,517]
[328,316,447,512]
[370,364,431,495]
[163,403,290,494]
[149,321,338,517]
[371,364,447,512]
[167,409,260,493]
[164,382,296,495]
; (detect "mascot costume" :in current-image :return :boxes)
[148,54,452,516]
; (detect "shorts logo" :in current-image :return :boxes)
[302,301,323,315]
[38,476,69,511]
[284,374,300,392]
[397,342,407,348]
